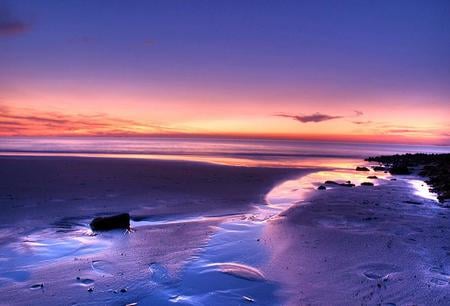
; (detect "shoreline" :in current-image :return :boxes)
[262,165,449,305]
[0,155,306,226]
[0,155,310,305]
[0,155,448,305]
[366,153,450,203]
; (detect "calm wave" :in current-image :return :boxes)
[0,137,448,167]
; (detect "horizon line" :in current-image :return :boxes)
[1,132,449,147]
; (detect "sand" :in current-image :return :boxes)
[263,171,450,305]
[0,156,305,305]
[0,156,302,226]
[0,156,448,305]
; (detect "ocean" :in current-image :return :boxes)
[0,137,448,168]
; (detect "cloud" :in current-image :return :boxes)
[2,113,69,124]
[278,112,343,123]
[373,124,448,138]
[385,128,438,135]
[276,109,364,124]
[0,4,30,36]
[352,120,372,125]
[387,129,419,133]
[0,105,182,136]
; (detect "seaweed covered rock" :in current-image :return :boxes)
[90,213,130,231]
[421,164,450,203]
[366,153,450,203]
[356,166,370,171]
[372,166,386,171]
[340,183,355,187]
[389,164,411,175]
[324,180,339,185]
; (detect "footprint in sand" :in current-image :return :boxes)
[428,266,449,286]
[359,263,400,280]
[363,271,383,280]
[91,260,114,275]
[318,217,368,232]
[149,262,172,284]
[430,278,448,286]
[207,262,266,281]
[76,277,95,286]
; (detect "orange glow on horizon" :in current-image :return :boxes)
[1,1,449,147]
[1,86,448,145]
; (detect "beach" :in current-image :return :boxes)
[263,171,449,305]
[0,154,448,305]
[0,156,305,305]
[3,1,449,304]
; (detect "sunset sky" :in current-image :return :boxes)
[0,0,449,144]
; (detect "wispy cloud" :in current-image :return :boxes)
[384,128,442,136]
[387,128,421,133]
[276,112,343,123]
[276,110,363,123]
[0,5,30,36]
[352,120,372,125]
[0,105,182,136]
[361,122,450,139]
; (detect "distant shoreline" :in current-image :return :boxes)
[367,153,450,203]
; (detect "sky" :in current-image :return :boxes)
[0,0,449,144]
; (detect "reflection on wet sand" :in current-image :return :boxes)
[0,157,443,305]
[0,151,365,170]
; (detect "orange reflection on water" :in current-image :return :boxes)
[265,166,390,209]
[0,151,362,169]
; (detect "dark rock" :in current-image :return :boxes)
[318,185,326,190]
[372,166,386,171]
[366,153,450,203]
[404,200,422,205]
[88,287,94,292]
[361,182,374,186]
[340,183,355,187]
[324,180,339,185]
[356,166,370,171]
[389,165,411,175]
[363,217,377,221]
[390,178,397,181]
[30,283,44,289]
[367,176,378,179]
[90,213,130,231]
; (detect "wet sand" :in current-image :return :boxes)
[0,156,306,305]
[263,170,450,305]
[0,156,303,226]
[0,156,448,305]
